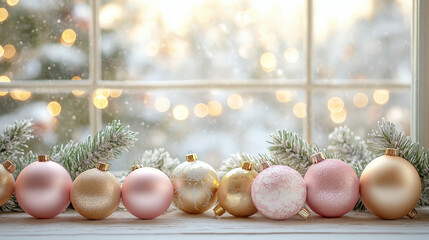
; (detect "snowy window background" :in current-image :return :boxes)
[0,0,411,170]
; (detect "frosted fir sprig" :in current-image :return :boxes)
[50,120,138,180]
[268,129,337,175]
[0,151,37,212]
[0,119,34,163]
[367,118,429,206]
[327,126,375,177]
[219,152,262,177]
[132,148,180,176]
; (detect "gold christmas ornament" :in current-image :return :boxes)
[0,160,16,206]
[71,162,121,219]
[171,153,219,214]
[214,161,258,217]
[360,148,421,220]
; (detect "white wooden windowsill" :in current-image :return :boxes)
[0,208,428,240]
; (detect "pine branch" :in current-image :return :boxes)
[132,148,180,177]
[0,119,34,163]
[368,118,429,206]
[50,120,138,180]
[268,129,323,175]
[0,151,37,212]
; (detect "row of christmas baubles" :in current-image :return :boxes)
[0,148,421,220]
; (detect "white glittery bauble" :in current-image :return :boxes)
[251,165,306,220]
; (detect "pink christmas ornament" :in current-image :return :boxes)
[251,163,308,220]
[15,155,72,219]
[122,167,173,219]
[304,152,359,218]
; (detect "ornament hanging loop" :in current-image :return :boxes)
[407,209,418,218]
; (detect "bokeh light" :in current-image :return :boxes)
[154,97,171,112]
[10,89,31,101]
[71,76,85,97]
[207,100,223,117]
[276,90,292,103]
[293,102,307,118]
[93,95,108,109]
[373,89,389,105]
[95,88,110,98]
[110,89,122,98]
[227,94,243,110]
[331,109,347,123]
[3,44,16,59]
[283,48,300,63]
[99,3,124,29]
[47,101,62,116]
[0,8,8,22]
[0,75,10,97]
[61,29,77,47]
[7,0,19,7]
[260,52,277,72]
[353,92,368,108]
[0,46,4,58]
[194,103,209,118]
[172,105,189,121]
[327,97,344,113]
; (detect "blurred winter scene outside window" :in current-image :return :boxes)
[0,0,411,170]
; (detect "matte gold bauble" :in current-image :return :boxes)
[171,153,219,214]
[214,162,258,217]
[360,148,421,220]
[0,160,16,206]
[71,163,121,219]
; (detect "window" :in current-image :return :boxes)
[0,0,414,170]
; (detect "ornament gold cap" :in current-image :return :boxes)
[261,161,272,170]
[213,204,225,216]
[407,209,418,219]
[97,162,110,171]
[131,165,140,171]
[297,207,311,219]
[310,152,327,164]
[38,155,50,162]
[241,161,254,171]
[186,153,198,162]
[385,148,399,157]
[3,160,16,173]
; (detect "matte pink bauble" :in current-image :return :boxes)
[122,167,173,219]
[15,155,72,219]
[304,152,359,218]
[251,163,307,220]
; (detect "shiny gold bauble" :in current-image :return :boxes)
[171,153,219,214]
[0,160,16,206]
[214,162,258,217]
[360,148,421,220]
[71,163,121,219]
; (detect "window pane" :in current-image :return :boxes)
[0,92,90,153]
[313,0,411,83]
[0,0,90,81]
[312,89,410,146]
[101,0,305,81]
[100,90,306,170]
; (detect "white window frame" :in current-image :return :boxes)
[0,0,426,146]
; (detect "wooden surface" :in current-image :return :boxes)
[0,208,429,240]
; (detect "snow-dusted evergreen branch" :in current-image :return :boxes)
[368,118,429,206]
[219,152,262,177]
[50,120,138,180]
[0,151,37,212]
[132,148,180,176]
[327,126,375,177]
[0,119,33,163]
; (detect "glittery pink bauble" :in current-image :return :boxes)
[251,165,306,220]
[122,167,173,219]
[304,159,359,218]
[15,161,72,219]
